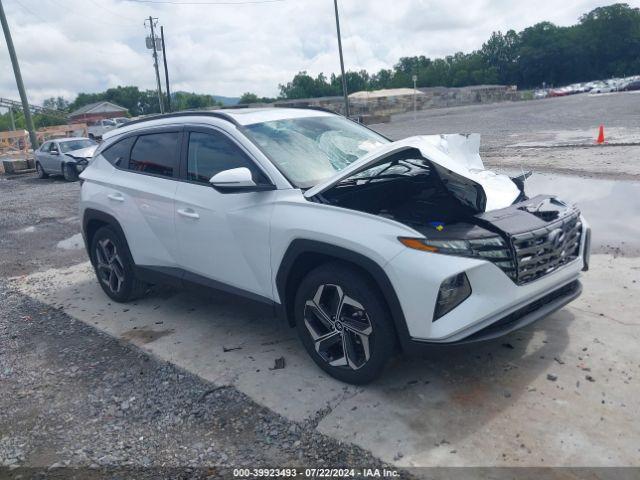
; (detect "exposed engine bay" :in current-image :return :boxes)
[311,135,584,285]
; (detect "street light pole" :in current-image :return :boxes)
[0,0,38,149]
[333,0,350,117]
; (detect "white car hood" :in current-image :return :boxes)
[66,145,98,159]
[304,134,521,212]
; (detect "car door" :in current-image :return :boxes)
[101,129,182,269]
[36,142,51,171]
[174,126,276,299]
[49,141,63,173]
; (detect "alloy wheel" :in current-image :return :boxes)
[303,284,373,370]
[94,238,125,294]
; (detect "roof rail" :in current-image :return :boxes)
[276,104,342,116]
[122,110,240,128]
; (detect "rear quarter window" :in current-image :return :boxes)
[128,132,180,178]
[101,136,136,166]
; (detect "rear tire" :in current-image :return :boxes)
[294,262,397,384]
[90,226,148,302]
[36,162,48,179]
[63,163,78,182]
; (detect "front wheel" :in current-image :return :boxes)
[294,262,397,384]
[35,162,48,179]
[90,226,148,302]
[63,163,78,181]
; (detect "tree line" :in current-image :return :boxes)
[0,87,221,131]
[242,3,640,101]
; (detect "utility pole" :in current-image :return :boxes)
[145,16,164,114]
[160,26,171,112]
[0,0,38,149]
[8,107,16,131]
[333,0,350,117]
[412,74,417,121]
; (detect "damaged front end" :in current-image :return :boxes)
[307,134,588,285]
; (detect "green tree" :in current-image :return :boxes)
[239,92,260,104]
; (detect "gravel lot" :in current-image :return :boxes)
[0,274,398,478]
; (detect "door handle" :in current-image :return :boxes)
[107,193,125,202]
[177,208,200,219]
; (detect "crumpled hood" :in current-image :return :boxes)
[304,134,521,212]
[65,145,97,159]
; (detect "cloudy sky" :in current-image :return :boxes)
[1,0,608,105]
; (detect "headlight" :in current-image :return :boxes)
[399,235,516,280]
[434,272,472,320]
[399,236,509,257]
[76,164,86,171]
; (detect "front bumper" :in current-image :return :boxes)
[430,279,581,345]
[384,219,589,349]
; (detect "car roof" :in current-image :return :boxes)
[53,137,92,142]
[104,107,335,140]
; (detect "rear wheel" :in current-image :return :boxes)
[63,163,78,182]
[294,262,396,384]
[36,162,48,179]
[90,226,148,302]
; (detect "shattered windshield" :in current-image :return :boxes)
[243,116,388,188]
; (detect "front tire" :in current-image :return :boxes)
[36,162,48,179]
[90,226,148,302]
[63,163,78,182]
[294,262,396,384]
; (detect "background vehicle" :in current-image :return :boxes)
[113,117,130,127]
[622,80,640,91]
[589,81,614,94]
[87,119,117,139]
[35,137,97,181]
[79,109,590,384]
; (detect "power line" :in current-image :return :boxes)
[44,0,140,28]
[87,0,142,25]
[124,0,285,5]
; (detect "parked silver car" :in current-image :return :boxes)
[35,137,98,181]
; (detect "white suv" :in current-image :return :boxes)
[79,108,590,384]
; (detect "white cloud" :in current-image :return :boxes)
[0,0,609,104]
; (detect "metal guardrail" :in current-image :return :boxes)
[0,97,66,117]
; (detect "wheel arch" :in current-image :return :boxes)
[275,239,412,351]
[82,209,129,260]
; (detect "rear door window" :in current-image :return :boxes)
[128,132,180,178]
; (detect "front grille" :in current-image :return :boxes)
[511,211,582,285]
[467,238,516,280]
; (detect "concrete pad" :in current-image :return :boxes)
[316,254,640,466]
[10,254,640,467]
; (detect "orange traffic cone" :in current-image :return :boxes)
[596,125,605,144]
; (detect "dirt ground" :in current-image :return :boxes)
[1,92,639,478]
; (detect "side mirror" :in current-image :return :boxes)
[50,149,59,155]
[209,167,274,192]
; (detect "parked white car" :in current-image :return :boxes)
[589,81,615,94]
[79,108,590,383]
[87,118,117,140]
